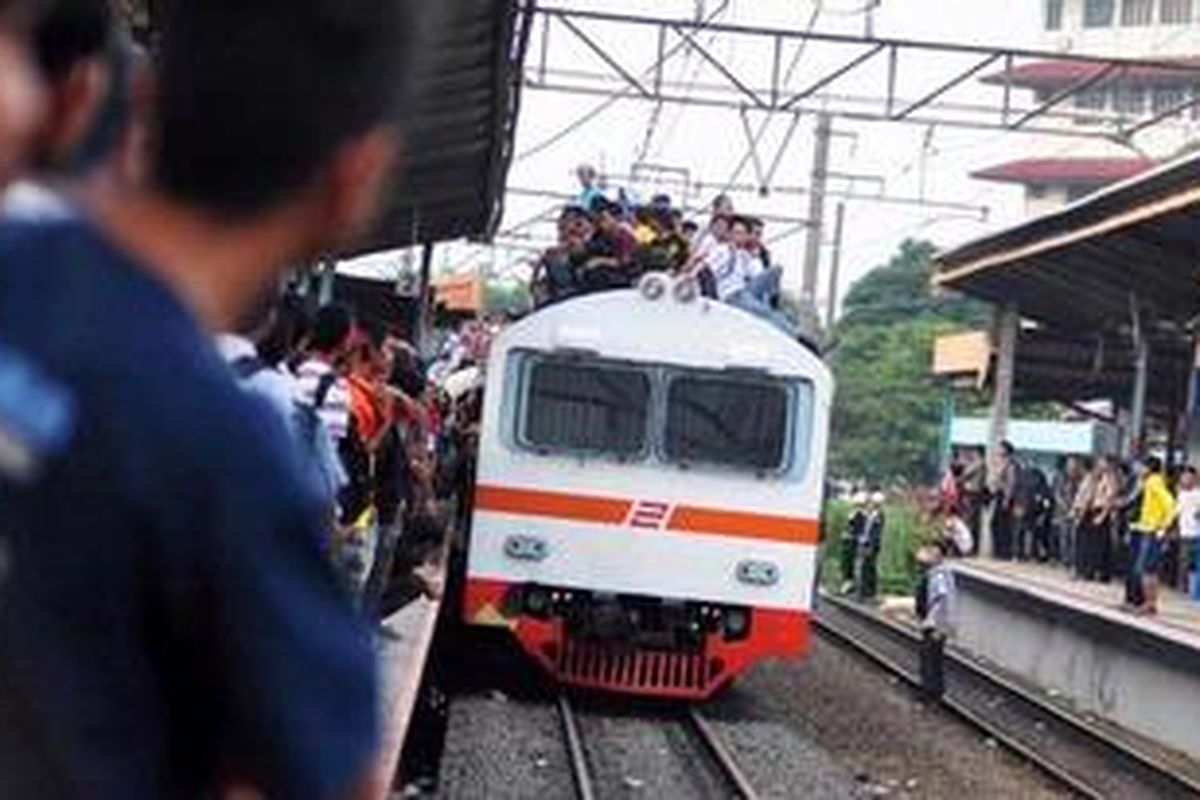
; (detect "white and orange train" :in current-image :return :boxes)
[463,274,832,699]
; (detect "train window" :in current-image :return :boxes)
[520,357,650,457]
[663,373,797,472]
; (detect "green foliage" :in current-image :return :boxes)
[829,238,988,485]
[484,280,532,316]
[820,498,934,597]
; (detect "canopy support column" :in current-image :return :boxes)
[1128,298,1149,457]
[985,302,1018,557]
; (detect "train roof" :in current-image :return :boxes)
[491,283,832,393]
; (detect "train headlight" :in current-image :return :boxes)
[504,534,548,562]
[673,275,699,304]
[736,560,780,587]
[638,273,668,301]
[723,607,750,639]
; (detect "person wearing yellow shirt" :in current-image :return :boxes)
[1129,455,1176,616]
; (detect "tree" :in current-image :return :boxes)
[829,239,988,485]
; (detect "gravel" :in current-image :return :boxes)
[706,638,1075,800]
[705,715,865,798]
[436,692,574,799]
[574,704,727,799]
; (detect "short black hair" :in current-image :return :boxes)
[1143,454,1163,473]
[154,0,413,216]
[681,220,699,233]
[730,214,752,231]
[33,0,111,80]
[1182,465,1197,477]
[309,303,354,354]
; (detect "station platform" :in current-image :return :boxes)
[950,558,1200,761]
[370,546,448,796]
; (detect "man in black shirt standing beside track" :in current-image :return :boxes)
[0,1,415,798]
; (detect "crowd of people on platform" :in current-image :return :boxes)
[529,163,797,335]
[0,1,473,797]
[938,443,1200,615]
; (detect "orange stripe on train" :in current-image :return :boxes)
[474,484,819,545]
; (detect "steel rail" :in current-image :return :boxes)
[815,592,1200,800]
[556,694,596,800]
[684,706,760,800]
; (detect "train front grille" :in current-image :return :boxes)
[555,638,720,695]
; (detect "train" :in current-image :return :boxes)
[462,273,833,698]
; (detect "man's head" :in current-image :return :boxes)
[1180,465,1197,490]
[709,213,731,242]
[594,199,622,233]
[309,303,355,361]
[576,163,596,189]
[28,0,116,173]
[711,193,732,216]
[729,215,752,249]
[1141,454,1163,475]
[1001,441,1015,459]
[0,0,47,187]
[681,219,698,241]
[558,204,592,244]
[746,216,764,245]
[153,0,412,254]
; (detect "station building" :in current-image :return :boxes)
[976,0,1200,215]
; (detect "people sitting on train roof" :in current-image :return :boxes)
[574,162,603,212]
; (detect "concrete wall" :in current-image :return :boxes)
[953,569,1200,759]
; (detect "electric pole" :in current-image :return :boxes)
[827,201,846,328]
[801,112,832,305]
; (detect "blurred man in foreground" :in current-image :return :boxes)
[0,0,46,189]
[0,2,414,798]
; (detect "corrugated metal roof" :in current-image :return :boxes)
[351,0,533,255]
[934,150,1200,332]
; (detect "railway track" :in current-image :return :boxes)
[557,693,759,799]
[815,592,1200,800]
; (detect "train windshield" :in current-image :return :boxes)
[663,373,796,472]
[520,357,650,457]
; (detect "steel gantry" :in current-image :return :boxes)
[527,6,1200,142]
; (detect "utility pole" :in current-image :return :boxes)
[801,112,833,305]
[826,201,846,328]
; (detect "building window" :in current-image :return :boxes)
[1075,88,1109,109]
[1045,0,1065,28]
[1152,85,1188,115]
[1085,0,1116,25]
[1162,0,1193,23]
[1122,0,1155,23]
[1113,85,1146,115]
[1028,184,1049,200]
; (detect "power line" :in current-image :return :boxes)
[516,0,732,163]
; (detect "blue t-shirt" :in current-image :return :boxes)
[0,219,377,799]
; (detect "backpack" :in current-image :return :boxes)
[293,371,338,452]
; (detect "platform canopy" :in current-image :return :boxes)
[933,151,1200,333]
[125,0,532,255]
[352,0,534,255]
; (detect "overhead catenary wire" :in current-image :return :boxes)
[516,0,732,163]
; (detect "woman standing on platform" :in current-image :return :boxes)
[1080,457,1119,581]
[1070,457,1096,578]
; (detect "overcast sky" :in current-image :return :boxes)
[344,1,1162,315]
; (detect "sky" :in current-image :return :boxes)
[339,1,1162,317]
